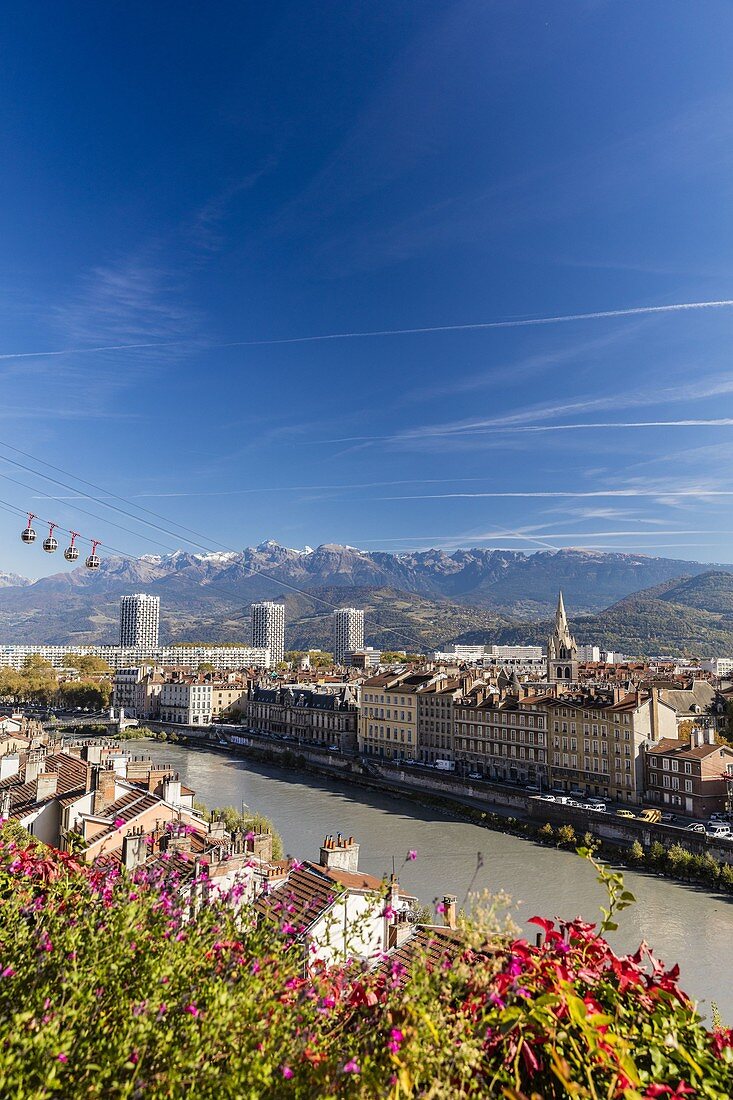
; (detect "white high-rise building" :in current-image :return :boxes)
[251,602,285,667]
[119,593,160,650]
[333,608,364,665]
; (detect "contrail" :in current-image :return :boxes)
[1,298,732,361]
[377,489,733,500]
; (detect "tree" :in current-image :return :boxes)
[209,805,284,860]
[197,662,215,673]
[59,681,111,711]
[65,655,111,674]
[22,654,54,672]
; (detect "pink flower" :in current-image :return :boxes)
[281,1065,294,1079]
[343,1060,361,1074]
[113,818,125,829]
[387,1028,404,1054]
[1,967,14,978]
[185,1003,199,1017]
[407,849,417,861]
[436,902,446,914]
[382,905,396,920]
[56,1053,67,1063]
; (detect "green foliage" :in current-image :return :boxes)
[58,680,111,710]
[0,837,731,1098]
[578,848,636,933]
[628,838,645,863]
[207,805,284,860]
[65,655,111,674]
[649,840,666,866]
[537,822,553,842]
[115,725,157,741]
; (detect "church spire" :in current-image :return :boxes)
[547,589,578,685]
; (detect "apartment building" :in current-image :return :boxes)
[246,683,359,752]
[359,671,436,760]
[0,644,270,671]
[113,666,164,720]
[159,676,247,726]
[645,729,733,817]
[251,602,285,667]
[119,593,160,649]
[417,675,484,763]
[544,689,677,803]
[333,609,364,666]
[453,680,548,783]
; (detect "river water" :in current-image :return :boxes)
[137,740,733,1018]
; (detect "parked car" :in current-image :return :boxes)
[616,809,636,819]
[709,813,731,823]
[707,822,732,838]
[586,801,607,812]
[539,794,556,802]
[566,799,582,808]
[554,795,571,805]
[524,784,540,793]
[685,822,707,833]
[468,772,482,780]
[660,812,675,823]
[586,796,605,805]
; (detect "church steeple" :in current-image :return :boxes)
[547,590,578,684]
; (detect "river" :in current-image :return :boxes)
[136,740,733,1018]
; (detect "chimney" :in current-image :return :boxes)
[122,827,148,871]
[705,726,716,746]
[165,825,192,854]
[93,768,117,815]
[319,833,359,873]
[23,750,46,786]
[0,753,20,782]
[441,894,457,930]
[162,777,181,806]
[387,909,414,950]
[245,827,274,863]
[35,771,58,803]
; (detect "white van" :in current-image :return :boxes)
[434,759,455,771]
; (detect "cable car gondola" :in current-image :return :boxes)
[42,522,58,553]
[85,540,101,570]
[21,513,37,544]
[64,531,80,562]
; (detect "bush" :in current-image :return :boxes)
[666,843,693,879]
[628,838,645,863]
[649,840,666,867]
[537,822,553,842]
[719,862,733,892]
[556,823,577,848]
[581,830,600,853]
[0,831,731,1097]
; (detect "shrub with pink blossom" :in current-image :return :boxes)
[0,824,730,1097]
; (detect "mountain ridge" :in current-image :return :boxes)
[0,543,732,653]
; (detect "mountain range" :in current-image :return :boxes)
[1,542,733,656]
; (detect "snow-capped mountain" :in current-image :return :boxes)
[0,542,729,646]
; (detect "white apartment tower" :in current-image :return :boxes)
[333,608,364,665]
[251,601,285,667]
[119,593,160,650]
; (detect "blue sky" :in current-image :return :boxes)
[1,0,733,576]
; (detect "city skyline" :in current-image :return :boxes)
[0,3,732,574]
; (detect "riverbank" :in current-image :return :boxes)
[154,727,733,898]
